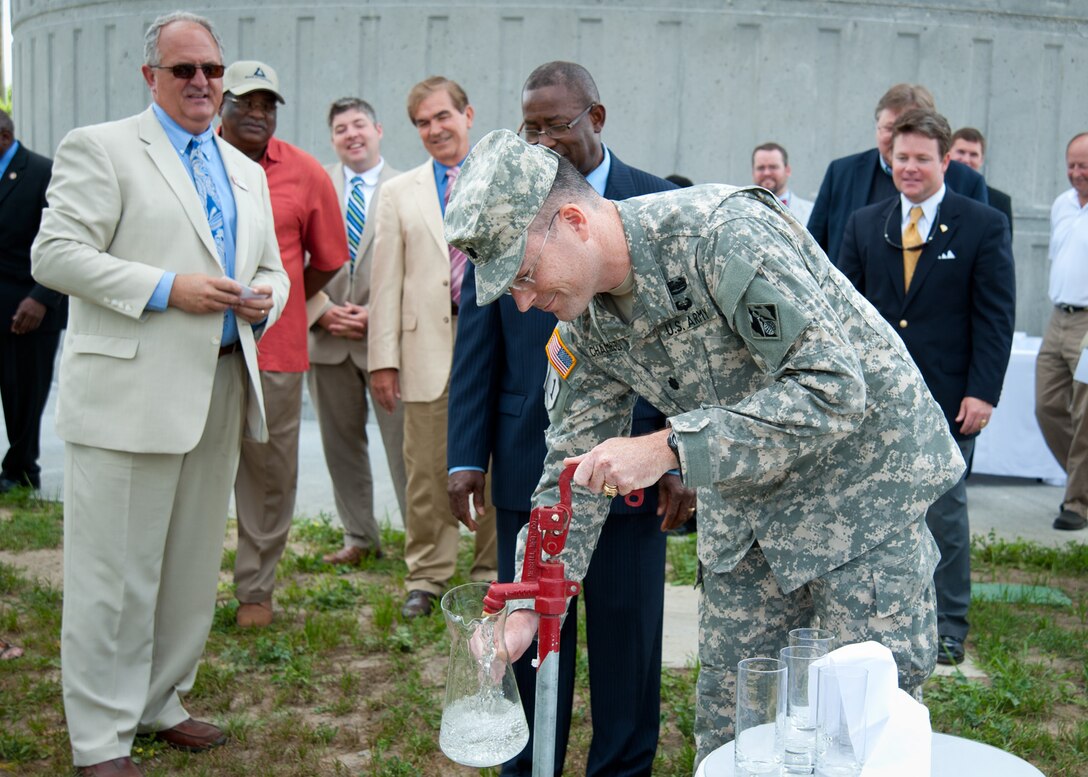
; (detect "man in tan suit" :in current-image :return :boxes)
[369,76,496,618]
[309,97,408,565]
[30,12,288,776]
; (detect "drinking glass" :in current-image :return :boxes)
[814,664,868,777]
[779,645,824,774]
[788,627,836,654]
[735,657,787,776]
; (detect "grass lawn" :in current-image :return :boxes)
[0,490,1085,775]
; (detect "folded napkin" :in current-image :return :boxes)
[811,641,931,777]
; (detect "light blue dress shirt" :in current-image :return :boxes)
[147,103,240,345]
[0,139,20,178]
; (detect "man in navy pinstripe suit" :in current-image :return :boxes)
[447,62,695,777]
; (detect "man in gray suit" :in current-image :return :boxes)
[31,12,288,775]
[309,97,408,565]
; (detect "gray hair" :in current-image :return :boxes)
[143,11,224,67]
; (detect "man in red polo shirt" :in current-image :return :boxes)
[218,60,347,627]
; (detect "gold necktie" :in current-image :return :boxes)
[903,205,924,291]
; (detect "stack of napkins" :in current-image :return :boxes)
[811,641,932,777]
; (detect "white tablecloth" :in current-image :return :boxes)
[695,732,1045,777]
[972,334,1066,485]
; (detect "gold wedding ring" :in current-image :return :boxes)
[980,418,988,427]
[603,483,619,498]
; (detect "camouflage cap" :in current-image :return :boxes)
[444,129,559,305]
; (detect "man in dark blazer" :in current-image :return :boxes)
[0,108,63,492]
[838,108,1014,667]
[446,61,695,777]
[950,126,1013,236]
[808,83,989,265]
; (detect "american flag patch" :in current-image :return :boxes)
[546,328,577,379]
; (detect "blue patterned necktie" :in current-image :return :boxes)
[346,175,366,273]
[186,137,226,266]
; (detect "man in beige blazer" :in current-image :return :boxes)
[30,12,288,776]
[369,77,496,618]
[308,96,408,565]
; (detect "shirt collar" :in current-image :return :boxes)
[900,183,946,229]
[434,153,469,181]
[151,102,215,154]
[879,154,892,176]
[0,139,19,178]
[343,157,384,186]
[584,145,612,197]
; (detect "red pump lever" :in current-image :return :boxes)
[482,464,581,662]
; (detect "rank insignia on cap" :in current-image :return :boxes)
[546,328,577,379]
[747,303,780,339]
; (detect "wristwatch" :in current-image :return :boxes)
[666,429,682,475]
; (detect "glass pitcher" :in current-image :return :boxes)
[438,582,530,767]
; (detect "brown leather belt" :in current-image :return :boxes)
[218,342,241,358]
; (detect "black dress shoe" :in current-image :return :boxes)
[936,635,965,665]
[1054,509,1087,531]
[400,590,437,619]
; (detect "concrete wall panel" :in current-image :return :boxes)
[11,0,1088,335]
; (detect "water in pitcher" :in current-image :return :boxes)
[439,582,529,768]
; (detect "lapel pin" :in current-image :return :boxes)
[939,224,948,233]
[8,172,16,180]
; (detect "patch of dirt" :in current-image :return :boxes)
[0,548,63,588]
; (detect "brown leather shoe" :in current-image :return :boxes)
[236,600,273,628]
[76,756,144,775]
[400,590,438,619]
[322,545,383,565]
[153,717,227,752]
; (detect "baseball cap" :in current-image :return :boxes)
[222,60,285,104]
[444,129,559,305]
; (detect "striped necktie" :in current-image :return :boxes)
[446,165,468,306]
[902,205,924,291]
[346,175,366,273]
[186,137,226,265]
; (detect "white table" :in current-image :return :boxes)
[973,334,1066,485]
[695,732,1045,776]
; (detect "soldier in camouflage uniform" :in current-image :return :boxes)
[444,129,965,767]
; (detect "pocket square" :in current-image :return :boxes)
[937,250,956,260]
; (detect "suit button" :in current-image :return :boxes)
[899,319,908,329]
[442,279,449,287]
[443,316,450,324]
[212,336,221,346]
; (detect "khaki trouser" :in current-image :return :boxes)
[62,354,246,766]
[308,357,408,550]
[234,370,303,603]
[401,315,496,593]
[402,386,497,594]
[1035,307,1088,517]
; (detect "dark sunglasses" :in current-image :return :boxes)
[152,63,225,80]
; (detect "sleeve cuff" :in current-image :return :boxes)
[145,271,176,312]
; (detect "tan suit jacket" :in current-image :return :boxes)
[309,160,399,368]
[32,107,289,451]
[368,159,455,402]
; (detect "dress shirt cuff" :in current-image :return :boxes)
[145,271,176,312]
[666,469,681,477]
[449,465,486,476]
